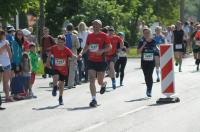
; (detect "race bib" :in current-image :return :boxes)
[195,41,200,46]
[143,53,154,61]
[118,51,127,57]
[55,59,66,66]
[175,44,183,49]
[89,44,99,52]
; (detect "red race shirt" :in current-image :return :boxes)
[50,45,73,75]
[86,32,111,62]
[106,35,122,60]
[195,31,200,40]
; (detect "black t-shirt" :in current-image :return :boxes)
[138,39,157,63]
[117,40,129,58]
[173,29,184,44]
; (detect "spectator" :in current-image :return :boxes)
[41,27,56,78]
[6,25,15,43]
[0,30,14,102]
[78,22,89,83]
[65,23,80,88]
[27,27,37,44]
[10,30,24,76]
[20,53,32,97]
[22,28,32,52]
[29,43,39,94]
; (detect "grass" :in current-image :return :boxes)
[128,47,140,58]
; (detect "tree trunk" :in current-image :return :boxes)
[38,0,45,47]
[180,0,185,23]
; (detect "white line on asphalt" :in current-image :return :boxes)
[78,106,149,132]
[79,122,106,132]
[117,106,149,118]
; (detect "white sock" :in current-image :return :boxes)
[92,96,96,100]
[156,68,160,79]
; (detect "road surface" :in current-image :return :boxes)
[0,57,200,132]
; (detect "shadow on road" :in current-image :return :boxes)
[39,86,51,88]
[67,106,98,111]
[125,97,150,102]
[148,103,171,107]
[32,105,60,110]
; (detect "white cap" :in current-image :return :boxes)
[92,19,102,26]
[22,29,31,36]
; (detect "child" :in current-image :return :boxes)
[46,35,76,105]
[20,52,32,97]
[29,43,39,95]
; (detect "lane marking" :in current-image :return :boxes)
[78,106,148,132]
[78,122,106,132]
[118,106,148,118]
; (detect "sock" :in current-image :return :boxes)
[156,68,160,79]
[179,60,182,69]
[92,96,96,100]
[197,59,200,65]
[112,78,116,85]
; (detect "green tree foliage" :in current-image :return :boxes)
[0,0,39,22]
[0,0,181,45]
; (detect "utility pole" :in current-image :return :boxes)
[38,0,45,46]
[180,0,185,23]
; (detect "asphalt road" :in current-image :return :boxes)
[0,57,200,132]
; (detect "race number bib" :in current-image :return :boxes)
[143,53,154,61]
[89,44,99,52]
[55,59,66,66]
[175,44,183,49]
[195,41,200,46]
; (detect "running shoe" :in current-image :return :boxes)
[146,90,152,97]
[179,67,182,72]
[89,99,97,107]
[59,96,64,105]
[42,74,47,79]
[52,86,58,97]
[0,107,6,110]
[175,62,178,66]
[100,82,107,94]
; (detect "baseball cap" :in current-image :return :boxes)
[92,19,102,26]
[22,29,31,36]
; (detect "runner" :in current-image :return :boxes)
[137,28,158,97]
[106,26,123,89]
[79,20,111,107]
[115,32,129,86]
[194,24,200,71]
[153,26,165,82]
[172,21,185,72]
[46,35,76,105]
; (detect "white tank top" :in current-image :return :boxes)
[0,40,11,66]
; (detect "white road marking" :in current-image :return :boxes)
[79,122,106,132]
[118,106,148,118]
[79,105,148,132]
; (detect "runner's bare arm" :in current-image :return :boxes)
[79,45,89,57]
[5,43,12,60]
[96,43,112,55]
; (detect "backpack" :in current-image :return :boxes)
[10,75,25,95]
